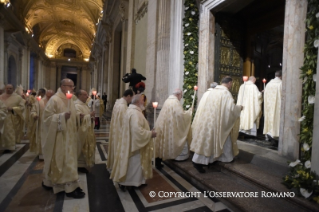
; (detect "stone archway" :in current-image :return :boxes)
[7,55,17,86]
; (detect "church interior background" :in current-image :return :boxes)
[0,0,319,211]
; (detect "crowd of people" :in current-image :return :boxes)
[0,80,106,198]
[0,67,282,198]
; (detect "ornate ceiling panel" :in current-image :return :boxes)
[13,0,104,61]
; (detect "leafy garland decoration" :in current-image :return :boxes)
[283,0,319,203]
[182,0,199,110]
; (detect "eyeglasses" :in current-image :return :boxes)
[62,85,75,89]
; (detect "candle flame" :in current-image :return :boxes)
[152,102,158,108]
[194,85,198,91]
[243,76,249,82]
[262,78,267,83]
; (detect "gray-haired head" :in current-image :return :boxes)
[249,76,256,83]
[210,82,218,88]
[173,88,183,100]
[131,94,142,104]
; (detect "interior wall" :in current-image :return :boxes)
[133,13,148,77]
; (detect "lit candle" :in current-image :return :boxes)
[192,85,198,108]
[66,91,73,111]
[152,102,158,168]
[262,78,267,90]
[27,89,31,94]
[240,76,249,105]
[92,90,97,111]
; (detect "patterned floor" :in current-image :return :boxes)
[0,116,232,212]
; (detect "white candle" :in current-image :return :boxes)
[241,76,249,105]
[92,90,97,111]
[192,85,198,108]
[36,96,41,148]
[152,102,158,168]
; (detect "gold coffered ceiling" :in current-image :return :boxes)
[14,0,103,61]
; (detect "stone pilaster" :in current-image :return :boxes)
[279,0,307,160]
[168,0,184,95]
[155,0,171,108]
[144,0,158,105]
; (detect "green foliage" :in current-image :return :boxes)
[182,0,199,110]
[283,0,319,203]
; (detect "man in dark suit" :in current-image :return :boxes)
[122,68,146,93]
[102,92,107,111]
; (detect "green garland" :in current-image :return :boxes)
[283,0,319,203]
[182,0,199,110]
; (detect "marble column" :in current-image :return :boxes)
[103,43,109,94]
[0,25,4,83]
[120,19,128,97]
[279,0,307,160]
[50,63,56,91]
[76,67,81,90]
[145,0,158,105]
[311,48,319,173]
[155,0,171,108]
[125,0,135,73]
[168,0,184,95]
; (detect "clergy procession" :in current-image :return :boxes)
[0,70,282,198]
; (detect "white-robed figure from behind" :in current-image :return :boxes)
[110,94,156,191]
[107,89,134,172]
[237,76,262,136]
[154,89,193,169]
[263,71,282,140]
[190,77,243,173]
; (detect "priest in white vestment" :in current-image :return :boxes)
[0,84,25,150]
[110,94,156,191]
[42,79,85,198]
[107,89,134,172]
[263,71,282,140]
[74,90,96,171]
[29,88,46,156]
[154,89,193,168]
[190,77,242,173]
[237,76,262,136]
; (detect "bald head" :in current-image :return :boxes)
[173,88,183,100]
[46,90,55,100]
[60,78,75,94]
[249,76,256,83]
[5,84,14,95]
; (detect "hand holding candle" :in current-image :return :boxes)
[66,91,73,111]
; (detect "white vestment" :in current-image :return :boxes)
[110,104,153,187]
[237,81,262,136]
[263,77,282,138]
[190,85,241,165]
[154,95,192,161]
[107,98,128,171]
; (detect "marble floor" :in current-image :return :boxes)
[0,117,232,212]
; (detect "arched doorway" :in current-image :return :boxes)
[8,55,17,86]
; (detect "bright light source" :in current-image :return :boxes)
[101,10,103,13]
[32,34,34,37]
[280,63,282,66]
[6,2,10,7]
[268,65,270,68]
[84,58,89,62]
[68,58,70,61]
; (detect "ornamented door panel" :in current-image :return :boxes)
[214,16,244,102]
